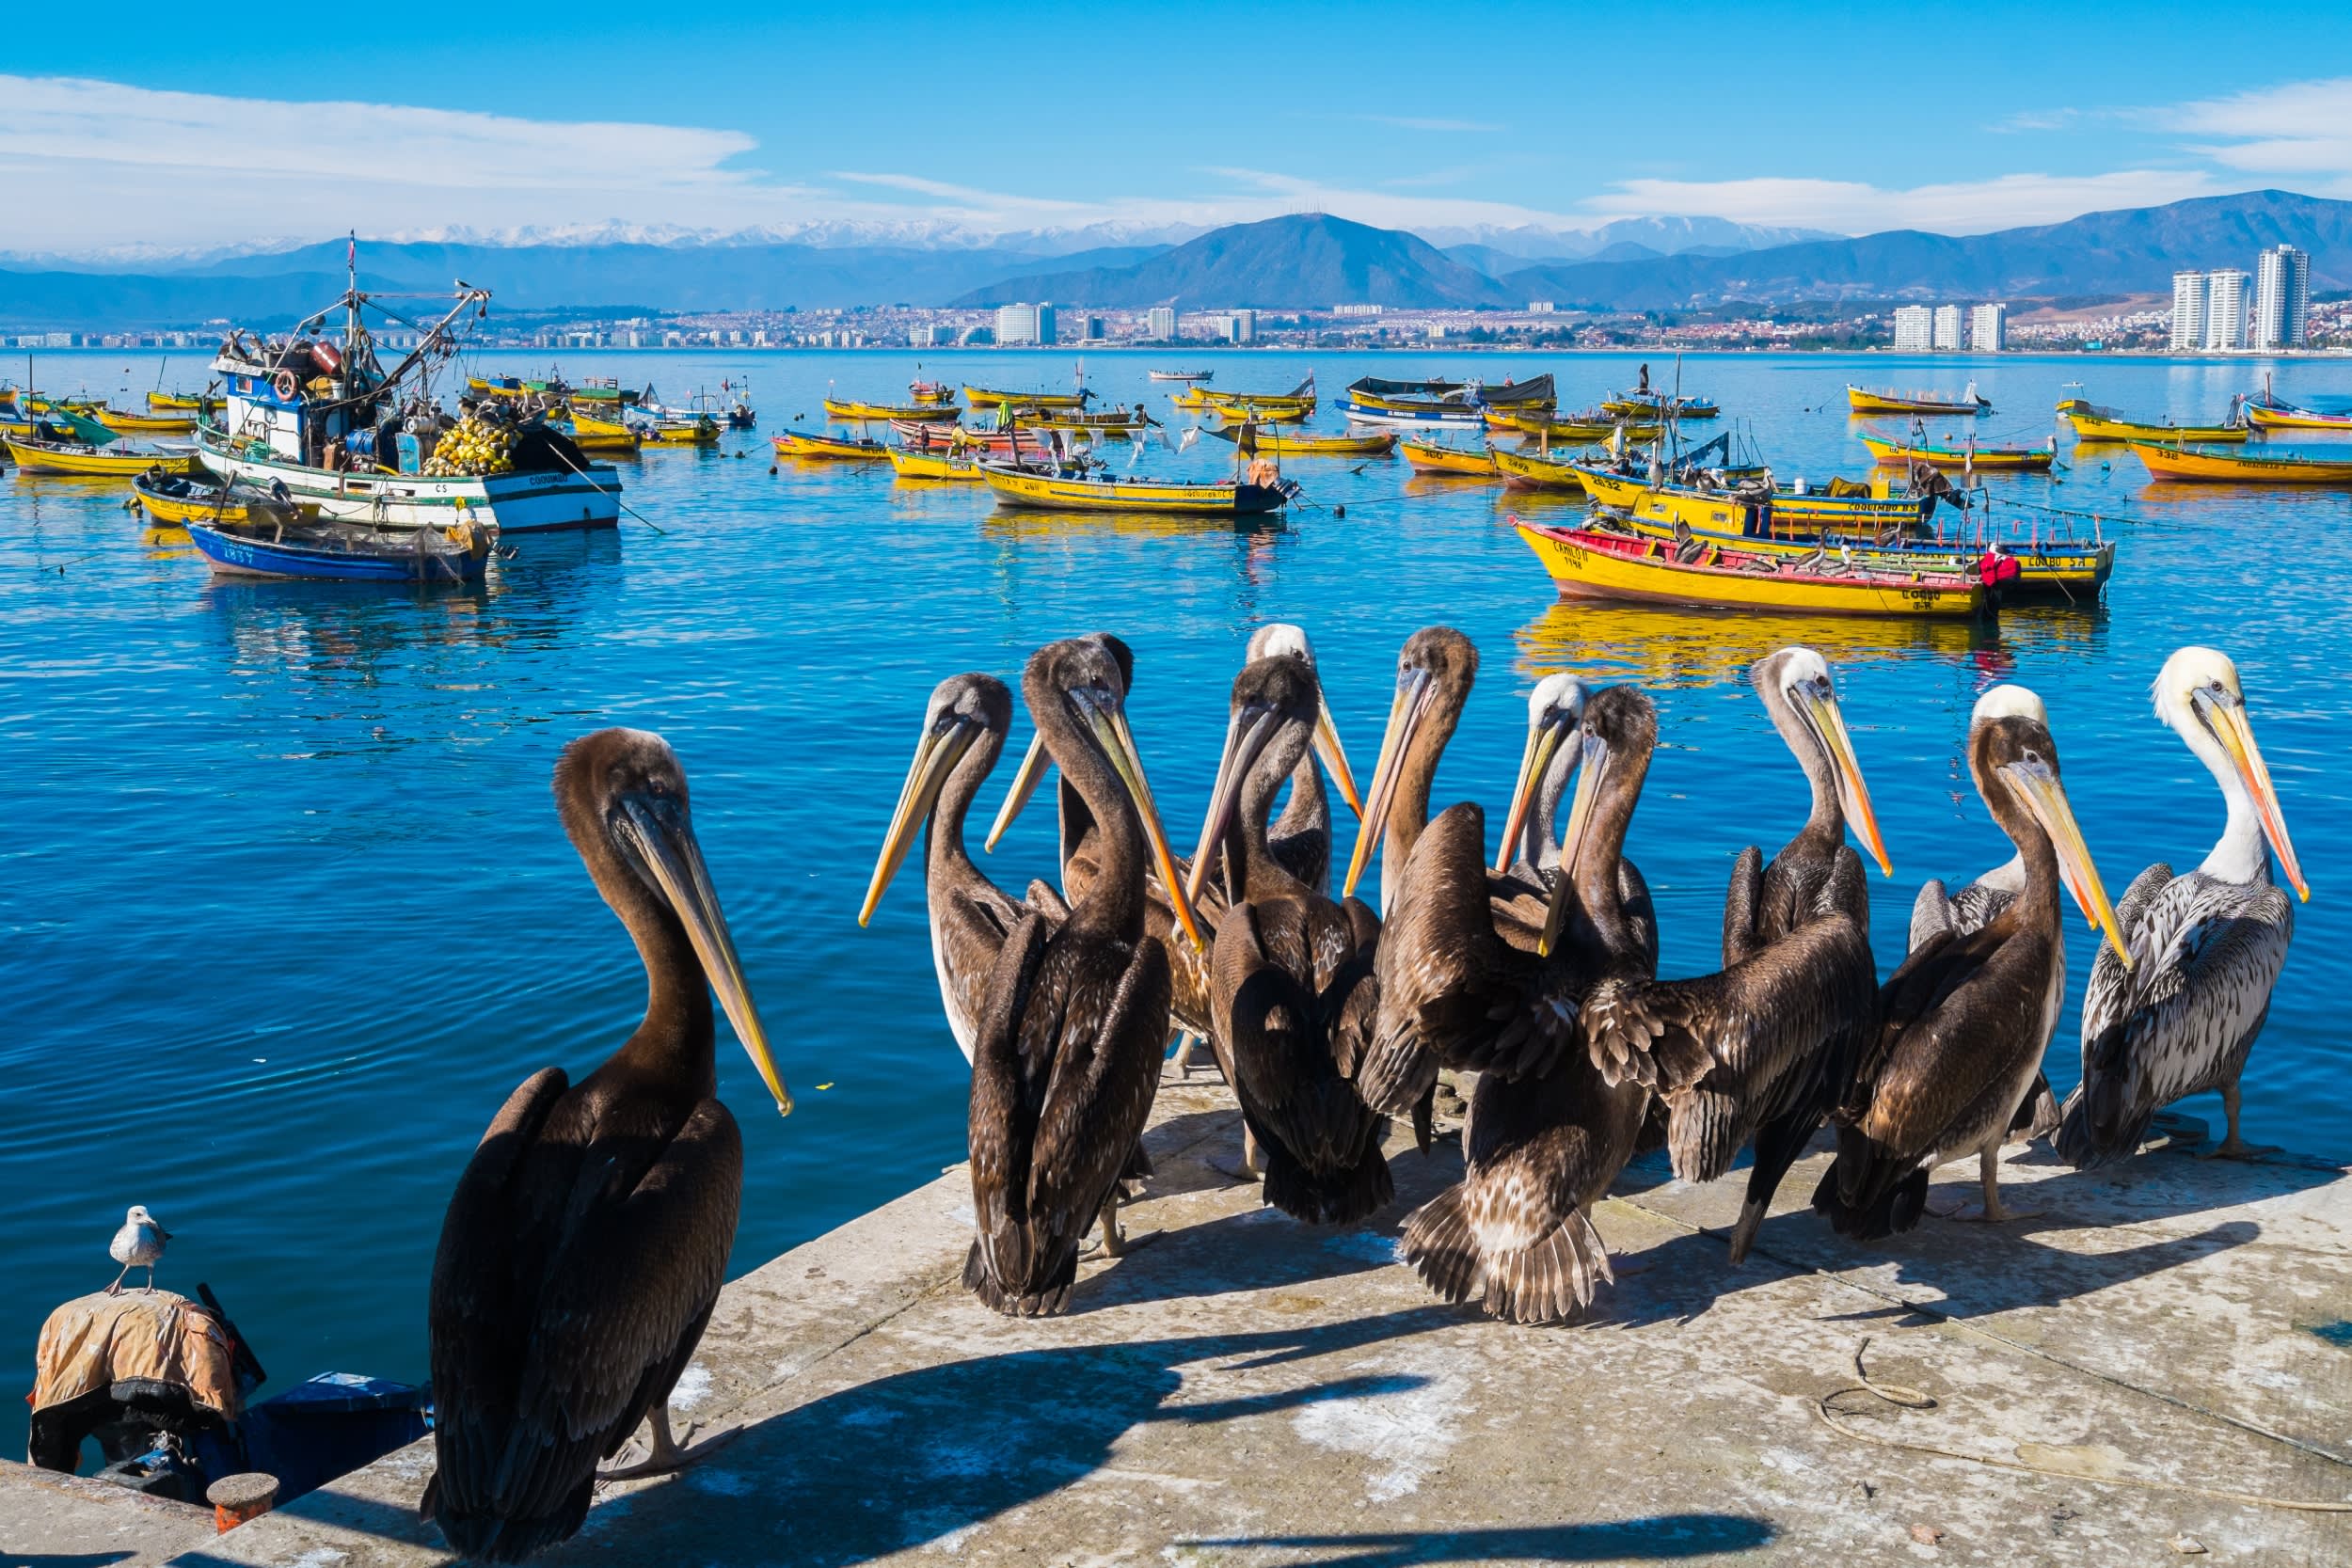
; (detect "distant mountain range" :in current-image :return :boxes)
[0,191,2343,325]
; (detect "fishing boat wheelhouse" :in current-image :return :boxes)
[199,272,621,534]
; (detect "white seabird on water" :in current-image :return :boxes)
[107,1205,171,1294]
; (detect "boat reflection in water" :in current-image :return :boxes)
[1515,597,2105,693]
[1512,599,1989,691]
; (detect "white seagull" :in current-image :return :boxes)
[2058,647,2308,1164]
[107,1205,172,1294]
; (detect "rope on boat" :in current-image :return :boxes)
[1817,1337,2352,1513]
[551,447,667,534]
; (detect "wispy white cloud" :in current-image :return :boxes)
[2165,76,2352,187]
[1579,170,2221,234]
[1993,108,2081,134]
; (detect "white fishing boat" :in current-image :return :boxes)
[1148,369,1213,383]
[197,264,621,534]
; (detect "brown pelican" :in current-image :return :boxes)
[2059,647,2308,1164]
[987,625,1357,1067]
[964,638,1202,1313]
[1815,701,2128,1236]
[1910,686,2099,1139]
[858,673,1063,1061]
[1190,656,1390,1223]
[1491,673,1658,955]
[424,729,790,1563]
[1577,647,1888,1263]
[1404,685,1660,1321]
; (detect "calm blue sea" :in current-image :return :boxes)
[5,347,2347,1440]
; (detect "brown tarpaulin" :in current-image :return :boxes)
[30,1291,245,1423]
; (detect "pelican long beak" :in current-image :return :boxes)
[1998,758,2131,969]
[1314,692,1362,819]
[982,730,1049,853]
[858,719,977,927]
[1495,714,1569,875]
[1796,680,1893,877]
[1073,689,1207,952]
[1537,730,1607,958]
[618,795,792,1115]
[2199,690,2308,901]
[1186,704,1280,905]
[1343,666,1434,898]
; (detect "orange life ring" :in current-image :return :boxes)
[271,370,297,400]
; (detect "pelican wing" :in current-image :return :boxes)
[1721,845,1765,964]
[968,910,1050,1251]
[1619,856,1660,976]
[2075,861,2175,1058]
[494,1100,743,1520]
[2065,870,2291,1164]
[1216,899,1379,1169]
[1581,914,1875,1181]
[1026,935,1171,1250]
[1023,879,1072,923]
[1366,804,1573,1114]
[1909,879,1958,952]
[425,1068,571,1528]
[1851,921,2042,1159]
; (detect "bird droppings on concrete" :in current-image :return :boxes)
[667,1364,713,1412]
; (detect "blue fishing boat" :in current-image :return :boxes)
[184,515,492,582]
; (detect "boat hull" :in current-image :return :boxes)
[1858,435,2053,471]
[964,387,1089,410]
[1343,396,1482,428]
[5,437,199,476]
[185,519,491,581]
[2246,403,2352,432]
[1574,466,1932,534]
[981,467,1292,515]
[2058,401,2247,443]
[1518,521,1987,618]
[1401,438,1498,476]
[2130,442,2352,483]
[1491,447,1587,491]
[773,431,888,461]
[1602,509,2111,597]
[824,398,959,422]
[887,449,983,481]
[1847,387,1990,416]
[198,438,620,532]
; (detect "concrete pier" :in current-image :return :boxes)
[9,1079,2349,1566]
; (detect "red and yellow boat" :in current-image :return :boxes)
[1517,517,1992,618]
[2243,397,2352,433]
[2130,442,2352,484]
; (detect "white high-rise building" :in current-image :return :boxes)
[1146,306,1177,340]
[1892,305,1933,352]
[2171,272,2208,351]
[1969,302,2007,353]
[1931,305,1964,350]
[2254,245,2311,350]
[1230,309,1256,343]
[2204,270,2249,350]
[994,303,1041,344]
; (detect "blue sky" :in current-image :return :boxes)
[8,2,2352,253]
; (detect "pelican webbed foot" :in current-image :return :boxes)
[596,1405,737,1483]
[2197,1136,2280,1162]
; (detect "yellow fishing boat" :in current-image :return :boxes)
[1857,433,2053,471]
[1199,396,1315,424]
[2056,398,2246,444]
[642,417,721,447]
[964,385,1091,411]
[1401,437,1498,476]
[1485,409,1663,442]
[2129,442,2352,484]
[824,396,960,422]
[1201,426,1395,456]
[563,406,643,451]
[887,448,984,482]
[981,465,1295,515]
[2242,396,2352,433]
[1847,384,1991,416]
[146,390,210,413]
[92,406,196,435]
[1518,518,1989,618]
[773,428,889,461]
[129,470,291,526]
[1600,392,1717,420]
[4,436,200,477]
[1491,446,1589,491]
[1169,388,1216,412]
